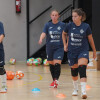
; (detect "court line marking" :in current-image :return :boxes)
[7,73,43,88]
[20,73,43,86]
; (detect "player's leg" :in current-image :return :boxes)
[48,61,54,80]
[71,64,79,96]
[53,48,64,88]
[52,60,61,88]
[0,52,7,93]
[67,52,79,96]
[46,47,55,87]
[48,61,56,88]
[78,51,89,99]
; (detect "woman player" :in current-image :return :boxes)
[39,10,65,88]
[62,8,96,99]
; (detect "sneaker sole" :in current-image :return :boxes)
[72,94,78,96]
[0,91,7,93]
[49,85,58,88]
[82,95,87,99]
[49,86,54,88]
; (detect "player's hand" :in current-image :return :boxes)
[64,44,68,52]
[38,39,42,45]
[93,51,96,60]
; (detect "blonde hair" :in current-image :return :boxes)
[72,8,86,21]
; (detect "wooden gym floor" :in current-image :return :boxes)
[0,62,100,100]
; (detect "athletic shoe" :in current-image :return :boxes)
[49,81,55,88]
[54,80,58,88]
[0,86,7,93]
[72,90,78,96]
[81,91,87,99]
[49,80,59,88]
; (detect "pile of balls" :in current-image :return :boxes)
[6,71,24,80]
[27,57,49,66]
[9,57,49,66]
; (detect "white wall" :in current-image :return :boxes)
[0,0,26,62]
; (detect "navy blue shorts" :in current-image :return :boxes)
[67,51,89,66]
[0,50,5,66]
[46,47,64,61]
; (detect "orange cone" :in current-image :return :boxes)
[86,85,91,90]
[56,93,66,98]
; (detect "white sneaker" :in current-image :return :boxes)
[0,86,7,93]
[72,90,78,96]
[81,91,87,99]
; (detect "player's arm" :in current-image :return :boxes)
[62,31,68,52]
[38,32,46,45]
[0,34,4,43]
[88,34,96,59]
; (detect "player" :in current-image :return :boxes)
[39,10,65,88]
[0,22,7,93]
[62,8,96,99]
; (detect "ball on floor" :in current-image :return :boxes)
[16,71,24,79]
[6,71,15,80]
[9,58,16,65]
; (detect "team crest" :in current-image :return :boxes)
[73,28,76,30]
[57,26,61,30]
[80,29,84,34]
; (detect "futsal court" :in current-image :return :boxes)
[0,58,100,100]
[0,0,100,100]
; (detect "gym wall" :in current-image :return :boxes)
[0,0,26,62]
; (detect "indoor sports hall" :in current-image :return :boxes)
[0,0,100,100]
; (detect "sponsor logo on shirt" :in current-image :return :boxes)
[71,33,82,42]
[50,40,60,42]
[83,54,87,56]
[71,43,82,46]
[50,35,60,39]
[49,31,53,35]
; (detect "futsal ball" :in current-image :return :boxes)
[9,58,16,65]
[33,59,40,66]
[36,57,42,64]
[29,58,34,62]
[6,71,15,80]
[16,71,24,79]
[27,59,33,66]
[43,59,49,66]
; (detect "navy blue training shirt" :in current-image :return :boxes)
[64,22,92,53]
[0,22,5,50]
[43,21,65,48]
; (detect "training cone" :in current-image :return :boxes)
[32,88,40,93]
[56,93,66,98]
[86,85,91,90]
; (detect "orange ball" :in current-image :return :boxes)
[16,71,24,79]
[6,71,15,80]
